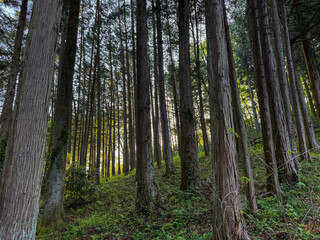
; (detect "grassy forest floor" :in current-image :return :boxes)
[37,144,320,240]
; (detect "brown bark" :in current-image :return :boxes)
[178,0,200,190]
[205,0,250,238]
[258,0,299,184]
[136,0,158,213]
[279,0,309,162]
[0,0,63,238]
[224,3,257,212]
[156,0,175,174]
[247,0,281,193]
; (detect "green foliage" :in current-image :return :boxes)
[64,165,98,207]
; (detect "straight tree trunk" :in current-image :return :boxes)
[301,39,320,127]
[165,0,181,154]
[192,5,210,156]
[118,0,129,175]
[246,66,260,132]
[178,0,200,190]
[156,0,175,174]
[0,0,63,238]
[269,0,298,161]
[95,0,102,183]
[136,0,158,213]
[151,0,162,168]
[257,0,299,184]
[278,0,309,162]
[301,69,318,121]
[0,0,28,140]
[205,0,250,238]
[247,0,281,193]
[117,74,121,175]
[41,0,81,228]
[224,3,257,212]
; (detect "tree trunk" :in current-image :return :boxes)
[301,39,320,127]
[258,0,299,184]
[136,0,158,213]
[0,0,63,238]
[119,0,129,175]
[205,0,250,238]
[0,0,28,140]
[247,0,281,193]
[224,3,257,212]
[178,0,200,190]
[41,0,80,228]
[269,0,298,161]
[165,0,181,155]
[95,0,102,183]
[279,0,309,162]
[301,69,318,122]
[156,0,175,174]
[192,5,210,156]
[151,0,162,169]
[246,66,260,132]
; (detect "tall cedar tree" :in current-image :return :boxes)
[247,0,280,193]
[178,0,201,190]
[0,0,63,238]
[258,0,299,184]
[156,0,176,174]
[136,0,158,213]
[41,0,81,228]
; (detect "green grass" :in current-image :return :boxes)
[37,148,320,239]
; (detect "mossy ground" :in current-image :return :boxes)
[37,147,320,239]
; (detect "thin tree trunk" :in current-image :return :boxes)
[192,4,210,156]
[246,66,260,132]
[178,0,200,190]
[118,0,129,175]
[0,0,63,237]
[0,0,28,140]
[301,69,318,121]
[156,0,175,174]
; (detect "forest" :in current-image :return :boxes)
[0,0,320,239]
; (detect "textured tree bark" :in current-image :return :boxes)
[278,0,309,162]
[124,4,136,172]
[178,0,201,190]
[136,0,158,213]
[95,0,102,183]
[0,0,28,140]
[258,0,299,184]
[302,39,320,127]
[224,3,257,212]
[0,0,63,238]
[156,0,176,174]
[192,5,210,156]
[205,0,250,238]
[41,0,81,228]
[118,0,129,175]
[247,0,281,193]
[269,0,298,162]
[151,0,162,169]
